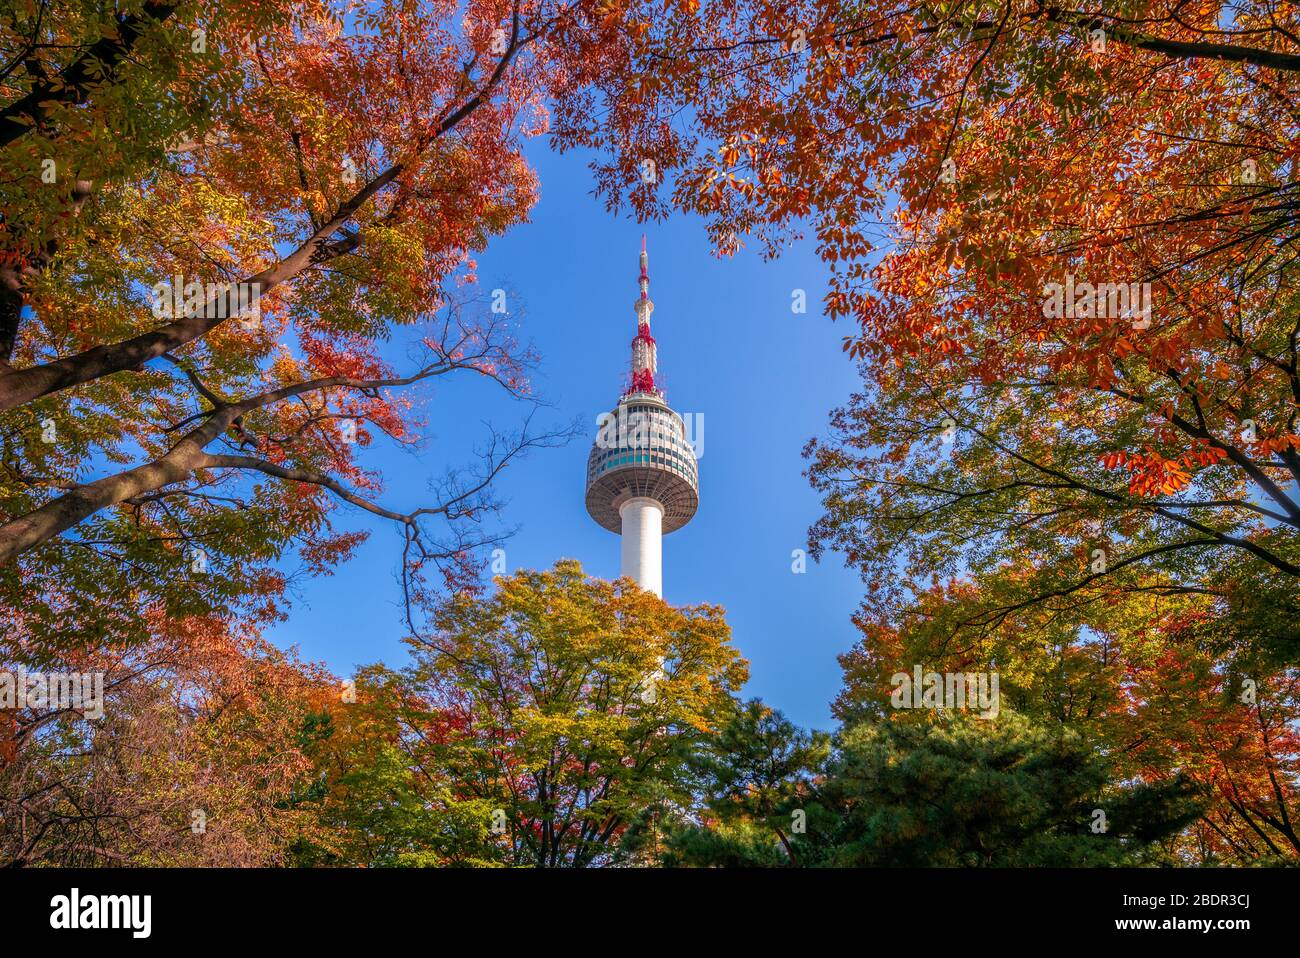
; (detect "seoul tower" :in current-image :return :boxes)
[585,238,699,597]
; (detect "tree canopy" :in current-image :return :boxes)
[4,0,1299,871]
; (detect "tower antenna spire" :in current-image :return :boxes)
[638,234,650,298]
[628,236,658,397]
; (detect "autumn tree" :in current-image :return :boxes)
[309,561,748,867]
[1116,611,1300,863]
[831,575,1300,864]
[0,614,337,866]
[0,0,635,653]
[295,661,531,868]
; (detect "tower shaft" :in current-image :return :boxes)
[619,497,663,597]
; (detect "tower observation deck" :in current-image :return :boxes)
[584,239,699,597]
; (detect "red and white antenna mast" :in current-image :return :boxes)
[626,234,660,397]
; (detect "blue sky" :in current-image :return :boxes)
[265,140,866,732]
